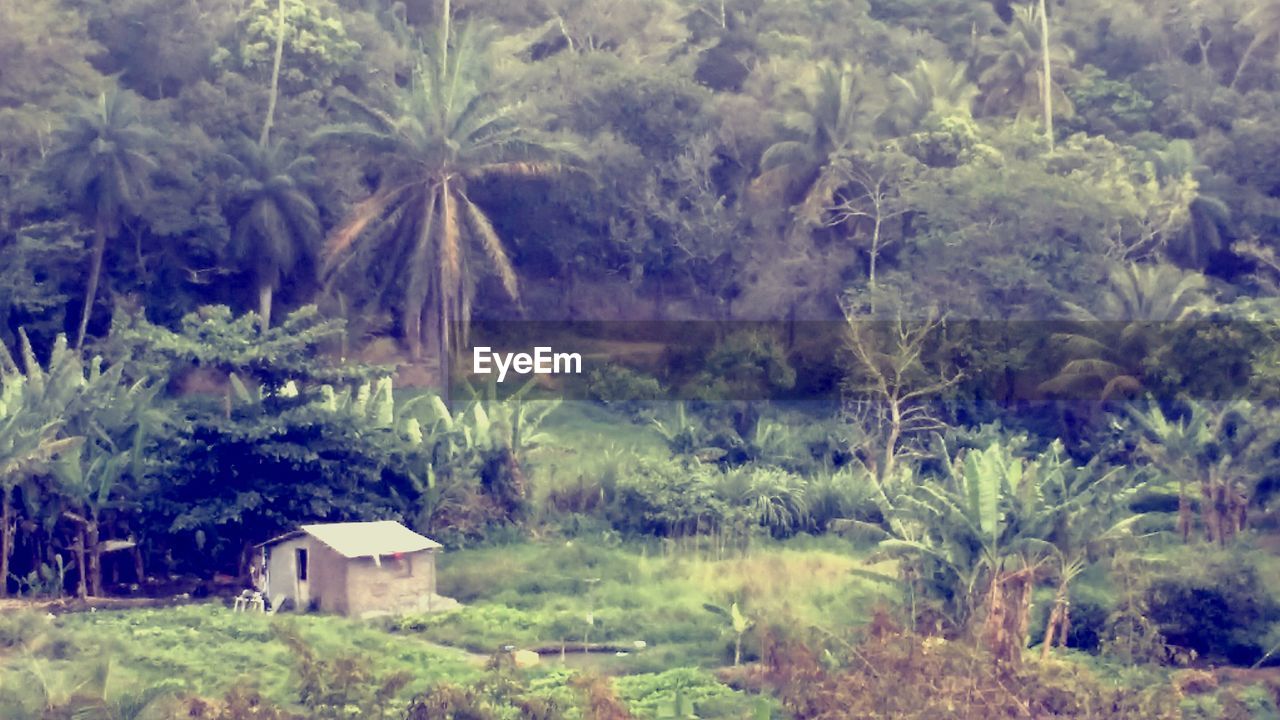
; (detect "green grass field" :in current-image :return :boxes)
[0,539,871,717]
[400,537,895,671]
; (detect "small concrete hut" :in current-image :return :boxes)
[255,521,452,617]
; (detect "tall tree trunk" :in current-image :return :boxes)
[437,295,452,409]
[404,290,425,360]
[76,217,108,349]
[881,401,903,483]
[259,0,286,147]
[258,283,273,332]
[785,301,796,349]
[1231,33,1269,90]
[985,570,1033,668]
[75,529,88,599]
[87,519,101,597]
[0,487,12,598]
[1040,579,1069,660]
[132,543,145,586]
[1038,0,1054,152]
[1040,603,1060,661]
[1177,482,1192,542]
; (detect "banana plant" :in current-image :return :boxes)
[461,377,561,460]
[704,601,755,666]
[651,402,712,456]
[878,437,1151,664]
[316,375,430,438]
[875,440,1056,664]
[3,650,173,719]
[54,372,166,598]
[0,331,94,597]
[1127,397,1269,545]
[1014,441,1154,658]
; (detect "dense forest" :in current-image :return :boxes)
[4,0,1280,718]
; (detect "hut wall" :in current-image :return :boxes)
[343,549,437,617]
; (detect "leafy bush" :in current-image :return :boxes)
[606,457,724,537]
[716,465,811,539]
[587,364,666,418]
[397,605,547,651]
[1060,586,1111,654]
[0,611,46,651]
[679,330,796,402]
[615,667,763,719]
[1144,553,1280,665]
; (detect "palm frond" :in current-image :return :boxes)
[323,185,411,268]
[460,192,518,299]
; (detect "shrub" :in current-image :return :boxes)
[276,624,411,720]
[186,686,303,720]
[679,331,796,402]
[606,458,724,537]
[615,667,756,719]
[0,611,45,651]
[587,364,667,419]
[1144,553,1280,665]
[760,617,1183,719]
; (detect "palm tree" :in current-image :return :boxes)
[1041,263,1215,401]
[45,88,157,349]
[754,62,879,230]
[976,4,1076,130]
[1230,0,1280,90]
[223,137,322,330]
[316,28,566,387]
[1152,140,1231,270]
[879,58,978,136]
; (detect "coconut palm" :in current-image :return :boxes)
[976,4,1076,124]
[1152,140,1231,270]
[45,88,158,349]
[222,137,323,330]
[878,58,979,136]
[315,28,567,383]
[754,62,879,230]
[1041,263,1215,401]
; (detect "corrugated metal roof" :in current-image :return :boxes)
[282,521,441,558]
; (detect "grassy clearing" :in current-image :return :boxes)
[399,536,896,671]
[0,578,794,719]
[526,401,668,504]
[0,603,481,710]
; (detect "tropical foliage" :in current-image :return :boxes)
[4,0,1280,716]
